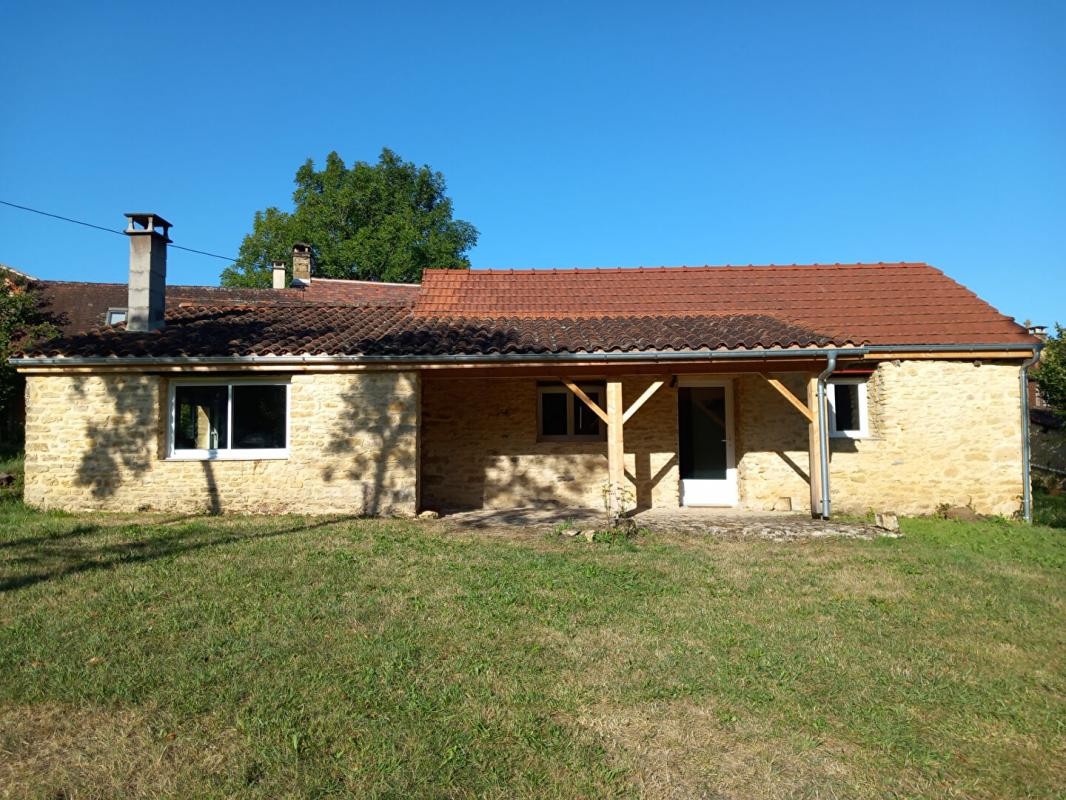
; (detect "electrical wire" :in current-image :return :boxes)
[0,199,238,262]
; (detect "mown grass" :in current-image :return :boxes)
[0,506,1063,799]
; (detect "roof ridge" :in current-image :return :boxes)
[311,277,421,288]
[424,262,931,275]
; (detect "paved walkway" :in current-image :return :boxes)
[439,506,890,541]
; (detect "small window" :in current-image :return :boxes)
[538,383,606,441]
[106,308,128,326]
[828,379,869,439]
[170,380,289,459]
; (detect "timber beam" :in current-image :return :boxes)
[559,378,609,424]
[760,374,815,423]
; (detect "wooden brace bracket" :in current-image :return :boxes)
[559,378,609,424]
[761,374,815,423]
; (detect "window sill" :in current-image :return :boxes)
[537,436,608,444]
[829,432,869,440]
[166,449,290,462]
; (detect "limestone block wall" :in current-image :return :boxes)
[736,362,1025,516]
[734,373,813,512]
[23,371,419,515]
[420,376,679,511]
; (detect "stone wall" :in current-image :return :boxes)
[23,371,419,515]
[23,359,1025,518]
[422,362,1024,517]
[734,373,814,512]
[735,362,1024,516]
[420,376,679,511]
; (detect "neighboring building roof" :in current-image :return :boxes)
[24,305,853,359]
[32,278,419,336]
[0,263,37,281]
[414,263,1034,345]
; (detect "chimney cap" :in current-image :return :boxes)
[124,212,172,242]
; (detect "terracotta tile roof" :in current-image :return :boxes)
[32,278,418,336]
[23,305,852,359]
[17,263,1037,361]
[414,263,1035,345]
[299,278,421,305]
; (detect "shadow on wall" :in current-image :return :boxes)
[70,376,221,513]
[626,453,678,512]
[320,377,417,515]
[74,375,159,500]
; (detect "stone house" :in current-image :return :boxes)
[10,214,1043,519]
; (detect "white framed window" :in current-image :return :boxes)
[168,378,290,460]
[827,378,869,439]
[537,382,606,442]
[106,308,128,326]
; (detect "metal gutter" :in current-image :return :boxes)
[1019,346,1043,523]
[10,348,872,368]
[816,353,838,519]
[863,343,1038,353]
[10,341,1041,369]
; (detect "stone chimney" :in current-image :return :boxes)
[272,260,287,289]
[125,212,171,332]
[292,243,313,286]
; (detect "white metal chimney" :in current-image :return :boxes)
[272,259,287,289]
[125,212,171,331]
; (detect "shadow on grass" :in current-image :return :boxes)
[0,515,362,593]
[0,516,199,550]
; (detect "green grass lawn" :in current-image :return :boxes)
[0,504,1063,799]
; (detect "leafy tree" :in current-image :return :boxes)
[1,271,58,443]
[1034,323,1066,416]
[221,149,477,287]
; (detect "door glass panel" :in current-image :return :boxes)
[679,386,727,480]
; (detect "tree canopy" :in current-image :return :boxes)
[221,149,477,287]
[1034,323,1066,416]
[1,271,58,442]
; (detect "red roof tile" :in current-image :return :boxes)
[413,263,1034,345]
[33,278,418,336]
[18,263,1037,361]
[23,306,852,359]
[299,278,421,305]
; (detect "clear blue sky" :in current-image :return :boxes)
[2,0,1063,326]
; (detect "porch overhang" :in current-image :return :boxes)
[9,342,1038,374]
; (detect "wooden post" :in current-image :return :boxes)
[806,376,823,517]
[606,380,625,518]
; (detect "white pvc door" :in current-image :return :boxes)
[678,381,737,506]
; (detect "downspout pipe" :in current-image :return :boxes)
[816,353,838,519]
[1020,347,1043,523]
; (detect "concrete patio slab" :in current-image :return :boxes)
[439,506,891,540]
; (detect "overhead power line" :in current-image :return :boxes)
[0,199,238,263]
